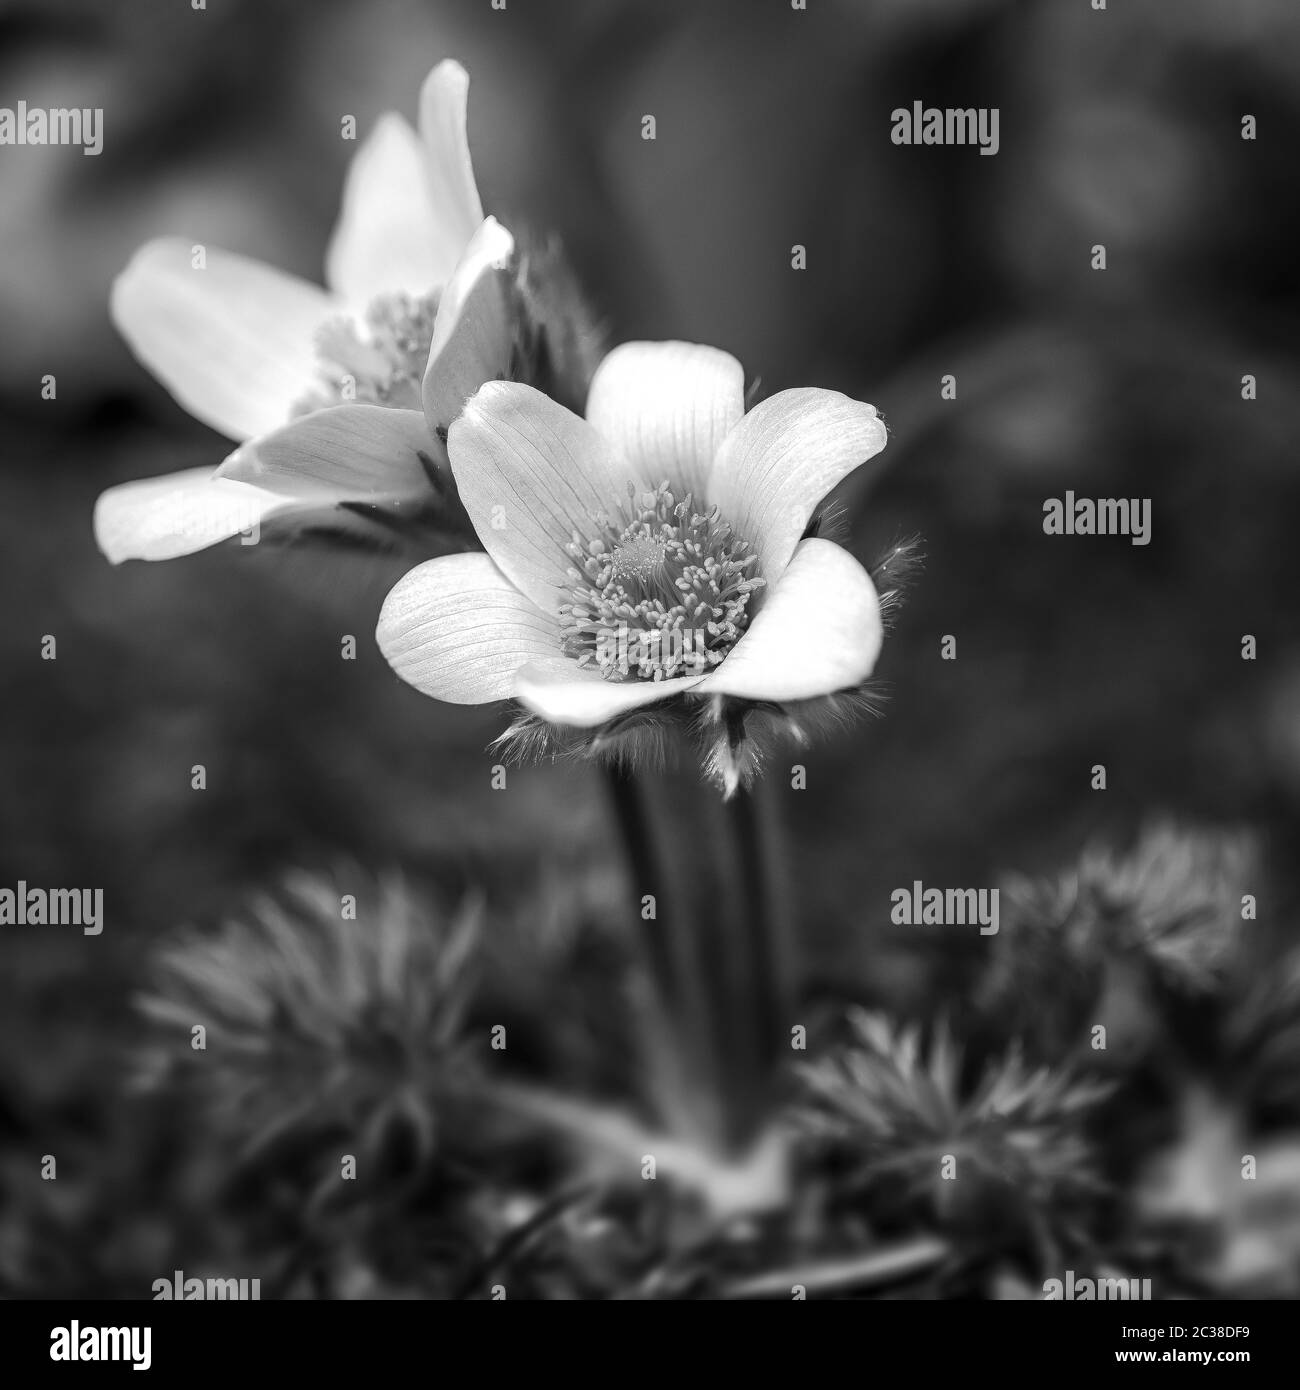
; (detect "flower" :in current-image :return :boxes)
[94,61,522,564]
[376,340,889,785]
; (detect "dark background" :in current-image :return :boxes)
[2,0,1299,1297]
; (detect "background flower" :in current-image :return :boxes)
[94,60,503,565]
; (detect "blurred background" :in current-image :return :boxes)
[3,0,1300,1299]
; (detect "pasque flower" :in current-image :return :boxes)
[377,340,889,783]
[94,61,527,564]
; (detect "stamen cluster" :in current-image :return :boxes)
[294,291,441,416]
[560,483,763,682]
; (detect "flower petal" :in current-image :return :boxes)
[418,60,486,268]
[216,405,434,503]
[698,538,882,702]
[111,237,334,441]
[93,466,294,564]
[585,341,744,502]
[707,389,887,583]
[377,553,559,704]
[422,217,516,440]
[448,381,647,613]
[514,659,704,727]
[325,114,451,306]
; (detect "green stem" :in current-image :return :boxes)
[601,766,681,1016]
[601,763,799,1154]
[602,764,718,1140]
[725,781,796,1081]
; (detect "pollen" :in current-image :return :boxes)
[291,290,441,416]
[610,534,669,584]
[559,482,764,683]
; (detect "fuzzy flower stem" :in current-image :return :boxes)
[723,780,796,1083]
[602,764,798,1154]
[602,765,679,1012]
[601,765,719,1137]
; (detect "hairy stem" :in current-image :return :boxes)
[602,763,799,1154]
[725,780,796,1081]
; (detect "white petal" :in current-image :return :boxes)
[422,217,516,440]
[111,238,334,441]
[93,466,293,564]
[514,659,704,727]
[418,60,485,269]
[216,405,434,503]
[448,380,646,613]
[377,553,559,704]
[699,539,882,701]
[585,341,744,502]
[325,114,451,306]
[707,389,887,584]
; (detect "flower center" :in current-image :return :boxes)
[291,290,441,417]
[559,482,764,683]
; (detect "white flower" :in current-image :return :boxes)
[95,61,517,564]
[377,340,889,732]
